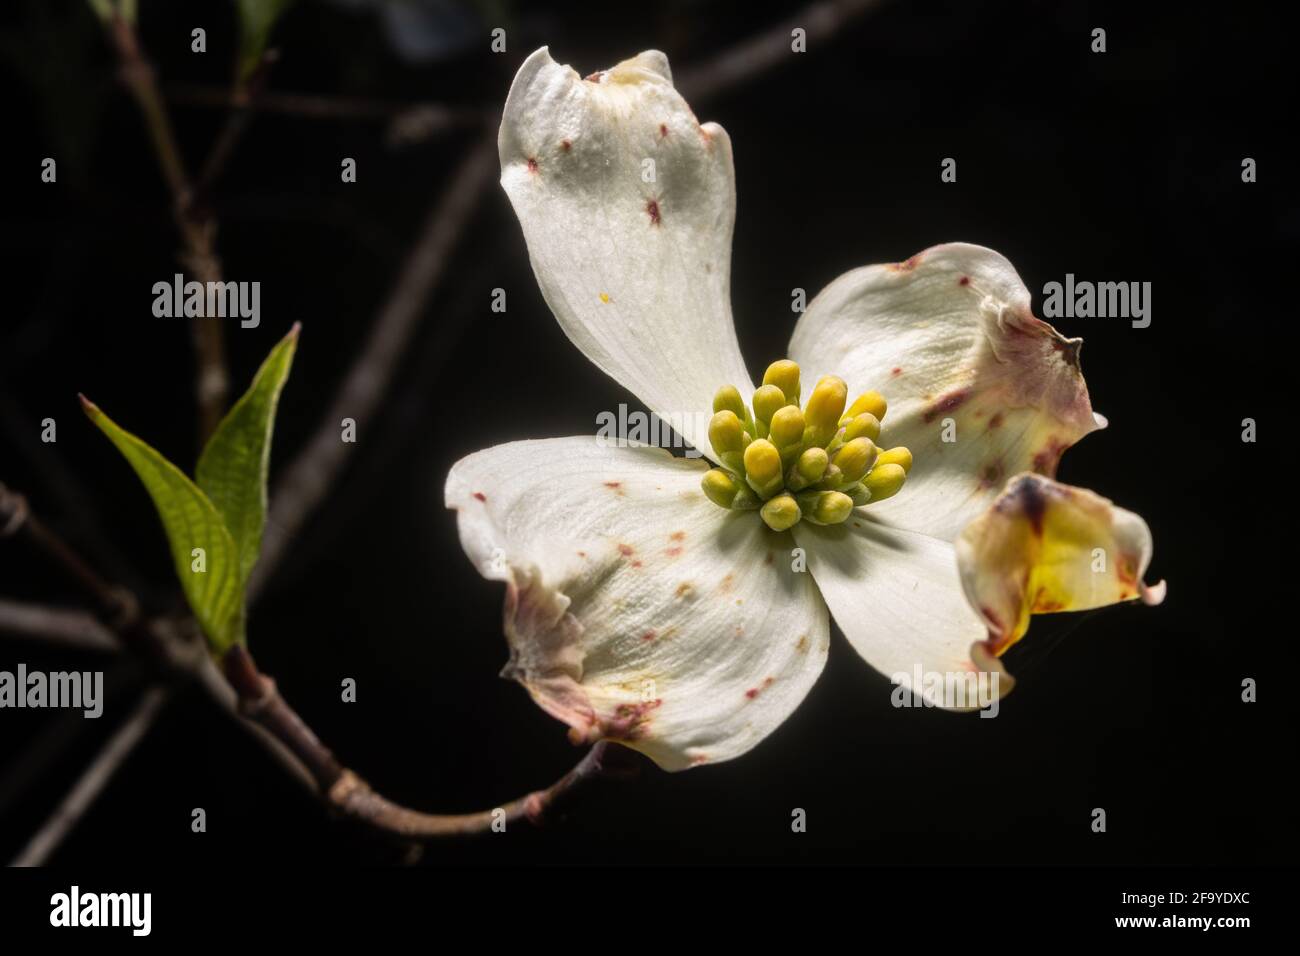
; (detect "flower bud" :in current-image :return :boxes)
[760,493,801,532]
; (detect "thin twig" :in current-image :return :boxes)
[0,595,315,797]
[0,483,317,835]
[675,0,886,101]
[10,686,171,867]
[250,128,498,599]
[0,592,316,795]
[189,652,318,794]
[0,708,106,823]
[0,667,138,833]
[224,645,609,837]
[0,396,146,591]
[3,487,614,843]
[169,80,489,148]
[0,598,120,653]
[99,12,228,444]
[332,741,611,837]
[168,83,484,127]
[0,483,140,635]
[195,53,278,193]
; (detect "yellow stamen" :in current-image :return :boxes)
[797,490,854,525]
[804,375,847,447]
[751,384,786,438]
[875,446,913,473]
[742,438,784,499]
[862,463,907,503]
[760,493,801,532]
[699,359,911,528]
[712,384,747,420]
[701,468,740,509]
[841,412,881,444]
[787,446,828,492]
[846,390,887,422]
[832,437,878,484]
[768,405,806,466]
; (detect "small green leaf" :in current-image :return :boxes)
[82,397,244,654]
[197,323,299,587]
[235,0,295,82]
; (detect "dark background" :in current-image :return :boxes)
[0,0,1291,868]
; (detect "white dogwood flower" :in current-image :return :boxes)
[445,47,1165,770]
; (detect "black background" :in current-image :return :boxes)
[0,0,1292,874]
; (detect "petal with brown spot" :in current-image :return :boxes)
[789,243,1106,541]
[499,48,752,462]
[955,473,1165,654]
[446,437,829,771]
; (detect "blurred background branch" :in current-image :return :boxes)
[3,482,617,858]
[676,0,885,100]
[11,686,171,867]
[95,6,229,445]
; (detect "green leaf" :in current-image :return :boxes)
[82,398,245,654]
[196,323,299,587]
[235,0,295,82]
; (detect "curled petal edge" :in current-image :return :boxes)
[955,472,1166,655]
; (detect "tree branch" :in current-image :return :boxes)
[0,479,320,796]
[250,128,498,600]
[9,686,171,867]
[98,12,228,444]
[167,84,486,145]
[0,598,119,653]
[0,395,146,591]
[223,645,611,838]
[675,0,886,101]
[0,483,140,635]
[333,741,611,838]
[2,486,614,844]
[195,52,278,194]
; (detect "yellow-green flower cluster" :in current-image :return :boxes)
[701,360,913,532]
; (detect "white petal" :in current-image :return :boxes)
[794,517,1010,712]
[446,437,828,771]
[789,243,1104,541]
[955,473,1165,653]
[499,48,753,460]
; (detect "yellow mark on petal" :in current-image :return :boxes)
[956,473,1165,654]
[599,292,611,303]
